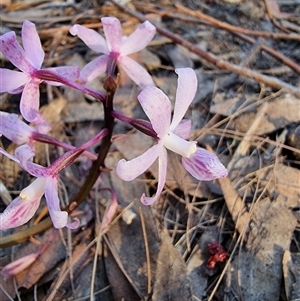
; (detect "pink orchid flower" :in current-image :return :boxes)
[0,129,107,229]
[116,68,228,205]
[69,17,156,87]
[0,20,79,124]
[0,111,97,160]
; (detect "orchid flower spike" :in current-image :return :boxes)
[70,17,156,88]
[116,68,228,205]
[0,129,108,230]
[0,20,79,124]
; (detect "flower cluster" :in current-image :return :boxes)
[0,17,227,232]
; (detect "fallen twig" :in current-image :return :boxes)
[233,32,300,74]
[157,8,300,74]
[176,3,300,41]
[109,0,300,97]
[174,5,300,74]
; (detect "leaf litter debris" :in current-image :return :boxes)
[0,0,300,300]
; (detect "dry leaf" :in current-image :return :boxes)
[102,152,161,299]
[227,195,297,301]
[15,229,67,289]
[61,101,104,123]
[264,0,297,19]
[256,163,300,207]
[218,174,250,236]
[186,227,221,299]
[282,251,300,300]
[152,229,192,301]
[167,45,194,69]
[104,243,140,301]
[0,143,22,188]
[211,93,300,135]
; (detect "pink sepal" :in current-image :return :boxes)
[117,143,162,181]
[140,147,167,205]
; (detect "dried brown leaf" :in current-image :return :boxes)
[152,229,192,301]
[256,163,300,207]
[104,242,140,301]
[227,195,297,300]
[167,45,194,69]
[211,93,300,135]
[186,227,221,299]
[102,152,161,299]
[15,230,67,289]
[264,0,297,19]
[218,173,250,236]
[61,101,104,123]
[236,94,300,135]
[282,250,300,300]
[35,97,67,164]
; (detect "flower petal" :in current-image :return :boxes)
[101,190,118,231]
[182,148,228,181]
[170,68,197,131]
[0,194,41,230]
[44,177,69,229]
[137,86,171,137]
[69,24,109,54]
[121,21,156,56]
[0,111,33,144]
[66,218,80,229]
[44,66,80,86]
[172,119,192,139]
[14,144,35,162]
[20,177,46,201]
[15,145,49,177]
[102,17,122,53]
[0,147,20,164]
[141,146,167,205]
[0,31,34,73]
[119,56,154,88]
[35,121,51,135]
[0,69,29,93]
[1,253,38,280]
[116,143,162,181]
[21,20,44,69]
[79,55,108,83]
[20,79,44,124]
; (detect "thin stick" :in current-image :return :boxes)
[139,207,152,295]
[157,8,300,74]
[109,0,300,97]
[168,5,300,74]
[176,4,300,41]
